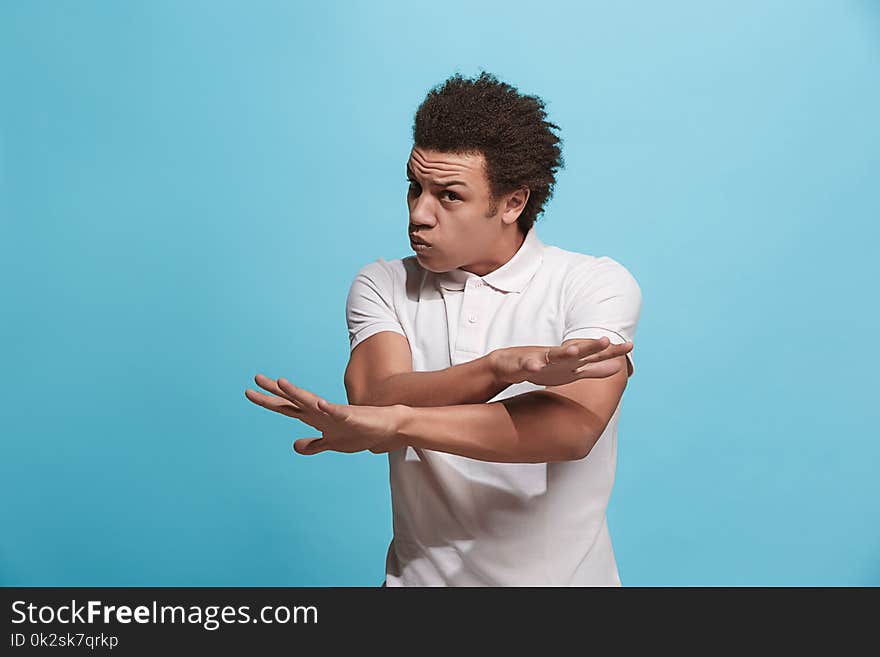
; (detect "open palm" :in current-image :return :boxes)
[244,375,402,455]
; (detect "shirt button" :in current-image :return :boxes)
[467,313,477,323]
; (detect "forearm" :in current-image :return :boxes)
[395,390,596,463]
[356,353,511,408]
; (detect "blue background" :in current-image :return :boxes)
[1,1,878,586]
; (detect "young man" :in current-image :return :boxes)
[246,72,642,586]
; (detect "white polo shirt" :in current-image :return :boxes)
[345,226,642,586]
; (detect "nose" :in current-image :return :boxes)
[408,191,437,228]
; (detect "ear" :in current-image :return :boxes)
[501,186,530,226]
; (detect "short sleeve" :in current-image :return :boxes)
[561,257,643,376]
[346,259,407,352]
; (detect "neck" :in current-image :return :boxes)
[462,228,526,277]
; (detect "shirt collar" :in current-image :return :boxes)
[436,227,545,293]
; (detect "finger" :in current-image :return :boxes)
[554,337,610,363]
[576,341,633,366]
[244,388,303,419]
[546,343,581,364]
[574,336,610,357]
[254,374,304,410]
[294,437,328,455]
[574,358,624,378]
[574,339,629,363]
[277,378,324,412]
[316,398,351,422]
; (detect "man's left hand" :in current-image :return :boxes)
[245,374,408,455]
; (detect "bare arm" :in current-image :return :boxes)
[355,353,508,407]
[395,395,582,463]
[247,353,630,461]
[344,331,508,407]
[393,353,630,463]
[344,331,632,409]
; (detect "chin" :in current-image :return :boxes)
[414,255,444,272]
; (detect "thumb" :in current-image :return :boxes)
[294,437,327,455]
[318,398,350,420]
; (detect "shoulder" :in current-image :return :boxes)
[543,244,641,294]
[349,255,430,302]
[350,256,409,287]
[352,256,397,279]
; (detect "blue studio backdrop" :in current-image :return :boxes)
[1,1,878,586]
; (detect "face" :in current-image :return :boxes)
[406,147,529,275]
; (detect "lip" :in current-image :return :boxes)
[409,236,431,247]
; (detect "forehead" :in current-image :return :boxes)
[407,147,486,182]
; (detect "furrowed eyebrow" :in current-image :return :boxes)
[406,163,469,189]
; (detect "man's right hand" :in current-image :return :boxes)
[489,337,633,386]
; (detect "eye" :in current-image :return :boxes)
[407,178,420,194]
[442,190,460,201]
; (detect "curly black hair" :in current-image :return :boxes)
[412,71,564,236]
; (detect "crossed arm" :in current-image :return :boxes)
[246,332,633,464]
